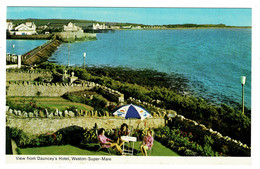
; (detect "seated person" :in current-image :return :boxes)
[98,128,124,155]
[140,129,154,156]
[117,123,130,147]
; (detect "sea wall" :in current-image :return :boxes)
[22,40,62,65]
[8,34,53,40]
[55,32,96,42]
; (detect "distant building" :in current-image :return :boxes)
[63,22,83,33]
[93,23,106,30]
[110,25,120,29]
[122,25,132,29]
[6,21,14,31]
[13,21,37,35]
[132,26,143,29]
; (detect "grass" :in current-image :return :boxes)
[6,96,94,111]
[18,141,179,156]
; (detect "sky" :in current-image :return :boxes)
[6,7,251,26]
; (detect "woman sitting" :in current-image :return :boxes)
[117,123,130,147]
[140,128,154,156]
[98,128,124,155]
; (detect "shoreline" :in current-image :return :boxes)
[118,26,251,30]
[6,27,251,40]
[79,65,251,110]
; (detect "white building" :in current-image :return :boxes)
[63,22,83,32]
[93,23,106,30]
[6,21,14,31]
[110,26,120,30]
[13,21,37,35]
[122,25,132,29]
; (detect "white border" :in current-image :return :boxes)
[1,0,259,169]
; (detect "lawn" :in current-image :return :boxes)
[18,141,179,156]
[6,96,93,111]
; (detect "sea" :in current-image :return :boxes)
[6,28,251,108]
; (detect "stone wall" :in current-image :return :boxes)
[96,86,124,103]
[6,115,164,135]
[6,70,52,81]
[6,81,94,97]
[6,70,125,102]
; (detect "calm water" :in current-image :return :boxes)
[6,39,48,55]
[6,29,251,108]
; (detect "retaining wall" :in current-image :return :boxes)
[6,81,94,97]
[6,115,164,135]
[6,70,52,81]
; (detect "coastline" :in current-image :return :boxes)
[118,26,251,31]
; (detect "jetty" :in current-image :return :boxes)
[22,39,62,65]
[8,31,96,66]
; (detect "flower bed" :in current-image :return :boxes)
[9,126,85,148]
[10,128,62,148]
[154,126,250,156]
[9,125,148,149]
[9,124,250,156]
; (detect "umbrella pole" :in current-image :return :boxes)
[128,118,133,136]
[129,118,131,136]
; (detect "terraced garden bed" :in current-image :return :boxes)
[6,96,93,111]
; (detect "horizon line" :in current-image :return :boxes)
[6,18,252,27]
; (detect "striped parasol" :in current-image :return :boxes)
[113,104,152,120]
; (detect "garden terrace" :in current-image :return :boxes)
[30,63,252,145]
[62,64,251,146]
[7,126,179,156]
[6,63,251,156]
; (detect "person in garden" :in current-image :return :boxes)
[140,128,154,156]
[98,128,125,155]
[117,123,130,147]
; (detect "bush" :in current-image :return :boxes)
[83,129,97,143]
[9,128,62,148]
[56,126,85,145]
[154,126,250,156]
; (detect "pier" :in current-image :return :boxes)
[7,32,96,66]
[22,39,62,65]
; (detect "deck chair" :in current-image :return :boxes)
[139,142,153,156]
[95,129,111,155]
[147,145,153,156]
[140,130,154,156]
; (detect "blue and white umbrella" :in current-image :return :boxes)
[113,104,152,120]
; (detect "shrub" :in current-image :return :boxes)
[83,129,97,143]
[202,144,215,156]
[154,126,250,156]
[9,128,63,148]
